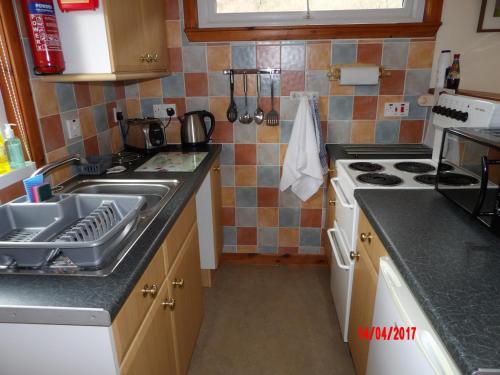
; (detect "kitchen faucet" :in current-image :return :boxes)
[30,154,87,180]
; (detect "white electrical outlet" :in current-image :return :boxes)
[65,118,81,139]
[112,107,119,123]
[153,104,176,118]
[384,102,410,117]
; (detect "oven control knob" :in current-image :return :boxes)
[450,109,459,119]
[458,111,469,122]
[432,105,439,114]
[442,107,452,117]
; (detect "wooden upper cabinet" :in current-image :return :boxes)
[140,0,169,71]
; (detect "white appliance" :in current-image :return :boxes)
[328,93,500,343]
[366,257,460,375]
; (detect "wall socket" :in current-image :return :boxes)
[384,102,410,117]
[65,118,81,139]
[153,104,176,118]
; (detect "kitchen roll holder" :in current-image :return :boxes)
[327,64,391,84]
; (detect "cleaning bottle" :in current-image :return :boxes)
[3,124,25,169]
[0,126,11,174]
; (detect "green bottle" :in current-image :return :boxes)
[3,124,25,169]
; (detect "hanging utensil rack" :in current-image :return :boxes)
[223,68,281,75]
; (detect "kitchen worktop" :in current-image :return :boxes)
[0,144,221,327]
[354,189,500,375]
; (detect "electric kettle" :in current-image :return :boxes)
[178,110,215,147]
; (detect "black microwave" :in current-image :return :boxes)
[437,127,500,236]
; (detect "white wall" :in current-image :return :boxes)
[430,0,500,93]
[0,90,7,127]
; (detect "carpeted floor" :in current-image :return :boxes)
[188,264,355,375]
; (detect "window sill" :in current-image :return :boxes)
[0,162,36,190]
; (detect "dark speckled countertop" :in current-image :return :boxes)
[0,145,221,327]
[354,189,500,375]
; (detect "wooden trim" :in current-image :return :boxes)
[0,2,44,167]
[39,71,170,83]
[221,253,327,265]
[183,0,443,42]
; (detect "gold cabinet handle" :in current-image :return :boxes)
[152,52,159,62]
[162,297,176,310]
[360,232,373,244]
[328,199,336,206]
[328,168,336,174]
[213,166,220,172]
[172,278,184,288]
[141,283,158,297]
[350,251,360,261]
[139,53,148,62]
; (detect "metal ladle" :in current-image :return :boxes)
[254,73,264,125]
[239,73,253,124]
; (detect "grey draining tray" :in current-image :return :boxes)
[0,194,145,268]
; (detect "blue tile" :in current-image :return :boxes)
[257,166,280,187]
[281,44,305,70]
[234,96,257,117]
[329,96,353,121]
[220,144,235,165]
[141,98,162,118]
[55,83,76,112]
[355,84,379,96]
[405,70,432,96]
[223,227,237,246]
[279,208,300,227]
[300,228,321,247]
[328,121,351,143]
[280,121,294,143]
[208,73,229,96]
[258,227,278,247]
[299,246,321,254]
[183,45,207,72]
[404,96,428,120]
[220,165,235,186]
[162,73,185,98]
[375,120,400,144]
[260,74,280,97]
[66,140,84,156]
[332,43,357,65]
[235,187,257,207]
[382,42,409,69]
[234,122,256,144]
[257,246,278,254]
[92,105,108,133]
[279,188,301,207]
[257,144,279,165]
[306,71,329,96]
[186,97,209,112]
[231,45,256,69]
[223,246,237,253]
[125,82,139,99]
[280,97,300,121]
[97,130,112,155]
[103,83,116,102]
[236,207,257,227]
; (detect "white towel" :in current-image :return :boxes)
[280,96,324,201]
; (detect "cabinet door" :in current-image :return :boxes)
[120,280,177,375]
[348,242,378,375]
[210,159,222,267]
[103,0,149,72]
[140,0,169,71]
[168,224,203,375]
[325,165,336,265]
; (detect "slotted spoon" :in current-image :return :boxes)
[265,74,279,126]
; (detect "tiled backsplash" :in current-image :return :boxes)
[16,0,434,255]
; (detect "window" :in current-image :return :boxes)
[198,0,425,28]
[0,91,7,125]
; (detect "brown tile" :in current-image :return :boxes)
[399,120,425,143]
[31,80,58,117]
[278,247,299,255]
[257,187,279,207]
[166,20,181,48]
[74,83,91,108]
[257,45,280,69]
[379,70,405,95]
[207,45,231,72]
[39,115,64,152]
[301,189,324,208]
[257,124,280,143]
[259,96,280,113]
[110,126,123,153]
[163,98,186,117]
[407,41,435,69]
[46,146,71,186]
[301,209,322,227]
[235,165,256,186]
[209,97,230,121]
[166,120,181,144]
[237,245,257,253]
[377,95,404,120]
[235,144,256,165]
[307,43,331,70]
[351,120,376,143]
[185,73,208,97]
[106,102,117,128]
[318,97,329,121]
[353,96,378,120]
[235,74,256,96]
[165,0,180,20]
[222,207,235,226]
[357,43,383,65]
[221,187,235,207]
[139,79,163,98]
[279,228,299,247]
[78,107,96,139]
[237,227,257,245]
[330,80,354,96]
[84,136,100,156]
[0,181,25,204]
[89,83,105,105]
[126,99,141,118]
[258,207,278,227]
[114,82,126,100]
[168,48,183,72]
[211,121,233,143]
[279,144,287,164]
[280,71,305,96]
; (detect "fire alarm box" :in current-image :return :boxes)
[57,0,98,11]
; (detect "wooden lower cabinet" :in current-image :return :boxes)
[120,280,177,375]
[348,240,378,375]
[168,224,204,375]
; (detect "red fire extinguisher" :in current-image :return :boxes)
[21,0,65,74]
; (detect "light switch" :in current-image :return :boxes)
[65,118,81,139]
[384,102,410,117]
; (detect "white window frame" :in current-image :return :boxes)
[198,0,425,28]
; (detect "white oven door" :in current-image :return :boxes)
[330,177,357,250]
[327,225,355,343]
